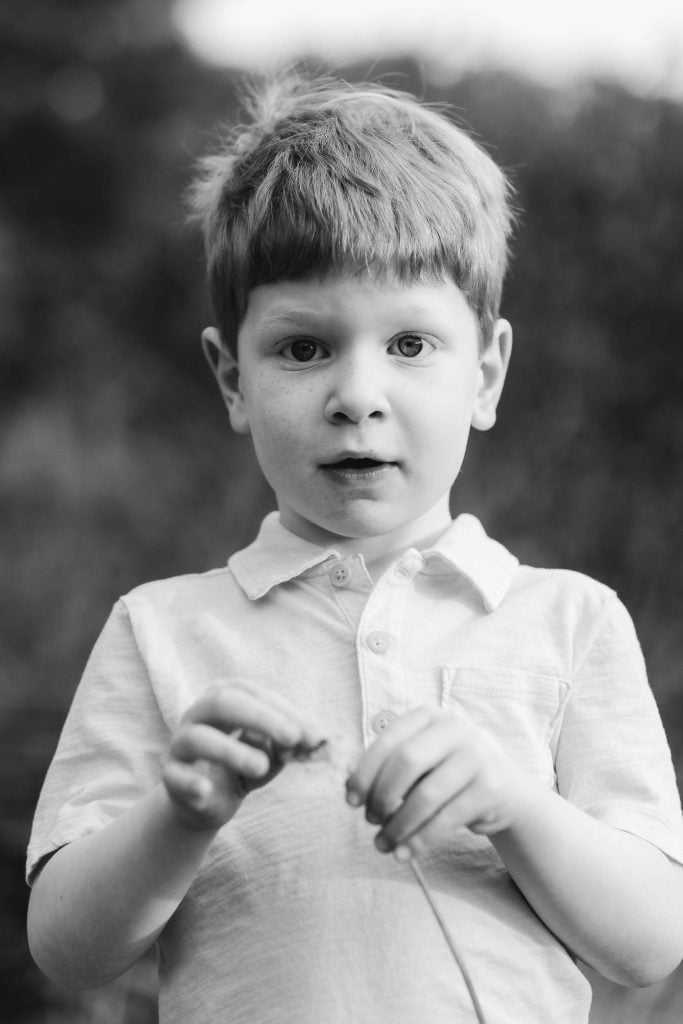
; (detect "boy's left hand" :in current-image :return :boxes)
[345,705,526,860]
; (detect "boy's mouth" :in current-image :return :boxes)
[328,457,386,470]
[321,454,398,476]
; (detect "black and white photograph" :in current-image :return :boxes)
[3,2,683,1022]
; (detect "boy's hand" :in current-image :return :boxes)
[345,706,526,860]
[162,681,324,832]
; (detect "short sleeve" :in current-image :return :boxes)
[26,599,170,884]
[555,594,683,864]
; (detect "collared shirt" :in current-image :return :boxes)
[27,513,683,1024]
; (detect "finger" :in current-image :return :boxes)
[375,751,478,851]
[391,774,506,861]
[363,715,470,825]
[163,758,215,812]
[209,682,326,749]
[345,706,435,806]
[171,722,272,780]
[184,685,323,750]
[235,685,325,748]
[228,681,326,748]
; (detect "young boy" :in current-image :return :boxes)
[27,74,683,1024]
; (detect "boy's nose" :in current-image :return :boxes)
[323,359,391,424]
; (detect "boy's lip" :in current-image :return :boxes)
[320,451,398,471]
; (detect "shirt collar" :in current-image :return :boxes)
[228,513,343,600]
[228,511,518,611]
[419,512,519,612]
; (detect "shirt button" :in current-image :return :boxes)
[366,630,390,654]
[330,563,352,587]
[372,710,398,733]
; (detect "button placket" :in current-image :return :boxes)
[356,572,411,746]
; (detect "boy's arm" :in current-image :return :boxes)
[28,784,217,989]
[28,682,324,990]
[490,779,683,987]
[347,706,683,988]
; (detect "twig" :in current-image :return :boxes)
[409,858,489,1024]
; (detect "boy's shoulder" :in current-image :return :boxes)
[119,562,244,619]
[118,512,340,613]
[504,559,625,645]
[476,543,638,674]
[443,514,618,616]
[513,561,616,601]
[115,512,324,619]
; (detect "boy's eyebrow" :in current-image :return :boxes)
[257,302,446,331]
[258,306,322,329]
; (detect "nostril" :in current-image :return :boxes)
[328,409,354,424]
[327,407,386,424]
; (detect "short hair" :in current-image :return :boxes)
[188,71,516,353]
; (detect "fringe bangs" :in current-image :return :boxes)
[195,74,515,352]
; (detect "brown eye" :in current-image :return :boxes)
[395,336,424,357]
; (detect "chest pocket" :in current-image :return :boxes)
[442,666,569,788]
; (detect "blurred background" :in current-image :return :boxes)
[2,1,683,1021]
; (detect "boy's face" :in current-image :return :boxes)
[205,274,511,554]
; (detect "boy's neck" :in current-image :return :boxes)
[360,528,448,580]
[278,507,453,578]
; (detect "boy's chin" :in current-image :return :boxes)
[281,514,387,545]
[280,505,450,551]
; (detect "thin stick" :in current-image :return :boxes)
[409,859,489,1024]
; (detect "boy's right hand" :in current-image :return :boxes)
[162,681,324,832]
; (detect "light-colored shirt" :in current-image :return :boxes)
[27,513,683,1024]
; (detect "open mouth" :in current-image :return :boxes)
[330,457,387,470]
[321,455,397,478]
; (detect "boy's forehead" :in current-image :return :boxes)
[242,272,470,327]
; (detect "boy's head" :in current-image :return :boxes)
[188,71,515,354]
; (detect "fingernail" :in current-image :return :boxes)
[394,845,413,862]
[247,753,270,776]
[281,729,301,747]
[375,834,392,853]
[190,778,211,808]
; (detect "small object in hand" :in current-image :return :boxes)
[276,738,329,764]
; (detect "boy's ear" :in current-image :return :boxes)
[201,326,250,435]
[471,319,513,432]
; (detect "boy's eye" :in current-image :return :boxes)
[390,334,431,358]
[282,339,325,362]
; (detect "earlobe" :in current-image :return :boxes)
[471,319,513,432]
[200,326,250,435]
